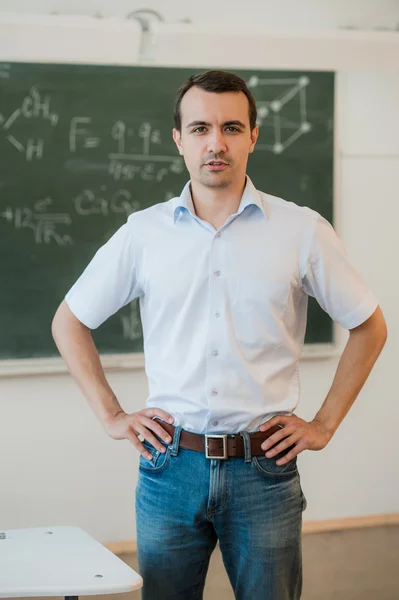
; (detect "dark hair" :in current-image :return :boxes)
[173,69,257,132]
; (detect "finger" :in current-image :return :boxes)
[261,426,295,451]
[276,442,306,465]
[135,421,172,454]
[125,428,153,460]
[142,416,173,445]
[145,408,175,424]
[259,415,294,432]
[265,432,302,458]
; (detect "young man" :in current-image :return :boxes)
[52,70,387,600]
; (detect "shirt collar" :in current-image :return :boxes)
[172,175,267,225]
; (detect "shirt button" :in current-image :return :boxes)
[214,270,221,276]
[215,232,221,238]
[212,420,219,426]
[215,311,220,318]
[212,350,219,356]
[211,388,218,396]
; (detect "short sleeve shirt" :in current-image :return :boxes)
[65,176,378,434]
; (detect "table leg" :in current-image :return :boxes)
[65,597,79,600]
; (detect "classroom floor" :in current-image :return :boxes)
[116,524,399,600]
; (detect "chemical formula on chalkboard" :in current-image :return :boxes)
[0,85,59,161]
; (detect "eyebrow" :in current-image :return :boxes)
[186,120,247,129]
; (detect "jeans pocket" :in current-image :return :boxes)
[139,439,172,474]
[252,453,298,479]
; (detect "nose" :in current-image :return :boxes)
[207,130,227,155]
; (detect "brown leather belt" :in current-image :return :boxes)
[156,419,294,460]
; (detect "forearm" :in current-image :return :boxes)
[313,307,387,437]
[52,300,123,427]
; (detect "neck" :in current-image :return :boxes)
[189,176,247,227]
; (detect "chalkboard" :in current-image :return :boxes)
[0,63,334,360]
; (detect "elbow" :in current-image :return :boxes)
[350,305,388,349]
[51,299,86,341]
[51,303,63,341]
[374,305,388,347]
[380,315,388,345]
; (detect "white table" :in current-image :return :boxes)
[0,526,143,598]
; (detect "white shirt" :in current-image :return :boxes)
[65,175,378,434]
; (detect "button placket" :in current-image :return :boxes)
[207,230,225,424]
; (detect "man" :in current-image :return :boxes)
[52,70,387,600]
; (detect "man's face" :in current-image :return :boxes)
[173,86,258,189]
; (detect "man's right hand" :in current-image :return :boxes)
[103,408,175,460]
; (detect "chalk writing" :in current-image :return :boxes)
[1,197,73,246]
[0,86,59,161]
[121,299,142,341]
[74,188,141,217]
[248,75,312,154]
[108,159,182,182]
[68,116,183,182]
[0,63,10,79]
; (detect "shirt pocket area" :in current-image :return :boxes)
[232,276,291,349]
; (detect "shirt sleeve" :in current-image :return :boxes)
[65,216,143,329]
[301,214,379,329]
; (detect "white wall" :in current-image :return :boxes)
[299,71,399,520]
[2,0,399,31]
[1,5,399,544]
[0,370,148,543]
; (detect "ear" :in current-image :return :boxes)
[173,128,184,155]
[248,125,259,154]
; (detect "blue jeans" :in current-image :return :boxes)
[135,424,307,600]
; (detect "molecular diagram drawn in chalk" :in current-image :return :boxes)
[0,85,59,161]
[247,75,312,154]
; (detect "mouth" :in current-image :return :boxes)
[205,161,228,171]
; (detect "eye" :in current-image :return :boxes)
[192,127,206,133]
[226,127,240,132]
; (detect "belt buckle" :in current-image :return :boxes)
[205,434,228,459]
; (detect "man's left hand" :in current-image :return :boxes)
[259,415,333,465]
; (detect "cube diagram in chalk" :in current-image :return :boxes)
[247,75,311,154]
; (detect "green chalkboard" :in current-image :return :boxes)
[0,63,334,360]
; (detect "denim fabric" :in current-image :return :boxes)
[135,424,307,600]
